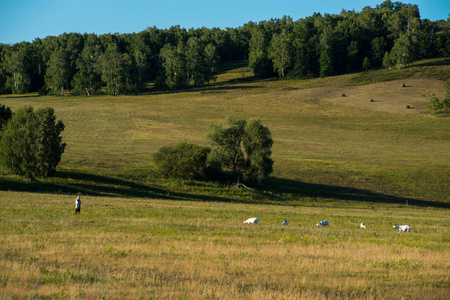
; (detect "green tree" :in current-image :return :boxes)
[207,117,246,177]
[319,48,333,77]
[0,106,66,179]
[291,17,320,78]
[72,39,102,96]
[120,52,138,94]
[269,29,292,77]
[133,49,148,92]
[45,48,71,95]
[382,51,392,69]
[424,90,443,114]
[96,44,124,96]
[390,33,418,68]
[3,43,32,94]
[0,103,12,130]
[242,118,274,182]
[371,36,387,66]
[157,43,187,89]
[204,43,219,85]
[362,57,371,71]
[347,40,359,72]
[444,79,450,113]
[153,142,217,180]
[207,116,273,183]
[186,37,207,86]
[423,80,450,114]
[249,27,273,78]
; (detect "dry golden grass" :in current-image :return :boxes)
[1,192,449,299]
[295,79,447,115]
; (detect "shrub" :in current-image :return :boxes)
[362,57,371,71]
[423,79,450,114]
[0,103,12,130]
[153,142,219,181]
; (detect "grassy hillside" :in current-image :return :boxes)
[0,58,449,206]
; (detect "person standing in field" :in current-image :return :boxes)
[75,196,81,214]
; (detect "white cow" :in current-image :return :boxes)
[393,225,411,232]
[360,222,367,229]
[282,220,288,225]
[244,217,259,224]
[316,220,329,227]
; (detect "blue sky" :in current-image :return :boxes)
[1,0,449,45]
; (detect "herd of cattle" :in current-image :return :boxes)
[243,218,412,232]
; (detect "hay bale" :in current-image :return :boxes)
[370,99,374,102]
[402,83,406,87]
[406,105,411,109]
[341,93,346,97]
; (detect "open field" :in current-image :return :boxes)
[0,58,449,298]
[0,192,449,299]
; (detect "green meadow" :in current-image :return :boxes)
[0,59,449,299]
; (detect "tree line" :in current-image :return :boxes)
[0,1,449,96]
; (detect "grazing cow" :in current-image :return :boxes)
[393,225,411,232]
[316,220,329,227]
[244,217,259,224]
[360,222,367,229]
[282,220,288,225]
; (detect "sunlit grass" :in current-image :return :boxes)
[0,192,449,298]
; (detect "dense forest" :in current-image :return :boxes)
[0,0,449,96]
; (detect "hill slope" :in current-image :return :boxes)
[0,59,449,206]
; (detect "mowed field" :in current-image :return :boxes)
[0,59,449,298]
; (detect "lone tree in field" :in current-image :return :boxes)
[0,106,66,180]
[207,116,273,184]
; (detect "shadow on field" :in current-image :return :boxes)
[2,173,448,208]
[0,172,237,203]
[415,58,450,67]
[3,94,41,99]
[266,177,450,208]
[147,83,259,96]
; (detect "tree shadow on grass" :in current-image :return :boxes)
[0,171,238,203]
[265,177,450,209]
[1,173,448,208]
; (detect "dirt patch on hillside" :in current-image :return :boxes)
[292,79,447,115]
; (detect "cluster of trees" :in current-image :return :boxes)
[0,26,245,96]
[153,117,274,184]
[249,2,449,78]
[0,1,449,96]
[0,104,66,180]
